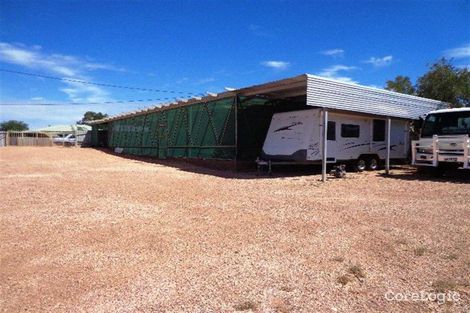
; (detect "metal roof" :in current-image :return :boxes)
[36,124,92,132]
[306,74,444,119]
[89,74,445,124]
[428,107,470,114]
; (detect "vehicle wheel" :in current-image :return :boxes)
[367,157,379,171]
[354,158,367,172]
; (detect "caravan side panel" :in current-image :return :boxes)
[313,112,409,162]
[261,109,410,163]
[261,109,319,161]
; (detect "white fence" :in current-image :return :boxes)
[0,130,91,147]
[2,131,53,146]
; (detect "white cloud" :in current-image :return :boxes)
[317,65,358,84]
[364,55,393,67]
[60,82,110,103]
[0,42,120,103]
[30,97,44,101]
[261,60,290,70]
[321,49,344,58]
[444,43,470,59]
[0,43,124,77]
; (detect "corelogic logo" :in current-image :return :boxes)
[385,290,460,305]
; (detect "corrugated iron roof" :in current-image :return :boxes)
[36,124,92,132]
[306,74,443,119]
[89,74,445,124]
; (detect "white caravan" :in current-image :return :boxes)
[412,108,470,171]
[261,108,409,171]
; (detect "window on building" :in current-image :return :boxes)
[341,124,360,138]
[327,121,336,141]
[373,119,386,141]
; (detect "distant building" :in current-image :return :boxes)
[36,124,91,137]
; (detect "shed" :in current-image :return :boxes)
[89,74,445,177]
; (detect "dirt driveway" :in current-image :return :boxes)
[0,147,468,312]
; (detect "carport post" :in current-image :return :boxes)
[322,108,328,182]
[385,117,391,175]
[234,95,238,170]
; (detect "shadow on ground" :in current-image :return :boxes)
[91,148,469,183]
[91,147,329,180]
[380,166,470,184]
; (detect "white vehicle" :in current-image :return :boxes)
[412,108,470,171]
[260,108,409,171]
[53,134,76,145]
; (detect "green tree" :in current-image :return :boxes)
[78,111,109,124]
[0,120,29,131]
[416,58,470,107]
[385,76,415,95]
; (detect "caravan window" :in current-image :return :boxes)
[341,124,360,138]
[373,119,386,141]
[327,121,336,141]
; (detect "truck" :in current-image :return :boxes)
[259,108,410,171]
[412,108,470,172]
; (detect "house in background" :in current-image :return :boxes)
[36,124,92,145]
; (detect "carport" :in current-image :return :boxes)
[235,74,443,181]
[89,74,443,180]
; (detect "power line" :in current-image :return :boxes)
[0,68,204,96]
[0,97,179,106]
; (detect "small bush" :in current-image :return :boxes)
[443,253,458,260]
[348,265,366,279]
[280,286,293,292]
[337,275,351,285]
[332,256,344,262]
[395,239,407,245]
[414,246,427,256]
[234,301,257,311]
[432,280,456,292]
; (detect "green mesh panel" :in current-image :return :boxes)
[91,125,99,146]
[98,97,237,160]
[236,96,308,160]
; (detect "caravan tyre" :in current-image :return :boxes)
[367,157,379,171]
[355,158,367,172]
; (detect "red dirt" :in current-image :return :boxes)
[0,147,469,312]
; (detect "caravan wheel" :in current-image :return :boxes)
[368,157,379,171]
[354,158,367,172]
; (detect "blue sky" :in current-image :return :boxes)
[0,0,469,129]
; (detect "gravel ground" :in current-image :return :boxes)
[0,147,469,313]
